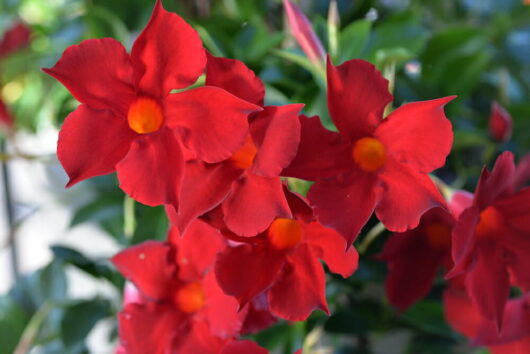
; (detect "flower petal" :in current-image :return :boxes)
[375,96,455,173]
[303,222,359,278]
[449,190,474,219]
[474,151,515,210]
[215,243,285,307]
[308,170,377,246]
[514,153,530,190]
[177,320,226,354]
[327,58,392,141]
[57,104,135,187]
[0,99,13,128]
[0,22,30,58]
[43,38,135,117]
[489,101,512,142]
[379,229,444,311]
[268,244,329,321]
[222,174,291,236]
[167,160,242,234]
[443,287,482,339]
[130,0,205,96]
[116,128,184,208]
[283,115,352,180]
[250,104,303,177]
[466,241,510,330]
[165,86,260,163]
[112,241,176,300]
[446,206,480,279]
[169,219,225,282]
[221,340,268,354]
[205,53,265,106]
[118,303,185,354]
[201,271,246,338]
[375,158,446,233]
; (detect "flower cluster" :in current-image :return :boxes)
[45,0,530,352]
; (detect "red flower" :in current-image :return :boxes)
[213,189,358,321]
[489,101,512,143]
[446,151,530,330]
[166,54,303,236]
[284,58,455,245]
[444,284,530,353]
[44,0,260,210]
[112,219,256,353]
[0,22,30,58]
[378,190,473,311]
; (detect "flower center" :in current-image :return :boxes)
[425,222,452,249]
[229,135,257,169]
[268,218,303,250]
[127,97,163,134]
[175,282,205,314]
[352,137,386,172]
[475,206,503,238]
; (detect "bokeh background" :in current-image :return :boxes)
[0,0,529,353]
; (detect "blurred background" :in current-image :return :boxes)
[0,0,529,353]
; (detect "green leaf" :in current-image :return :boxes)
[0,296,30,354]
[338,19,372,63]
[60,299,111,348]
[400,300,453,337]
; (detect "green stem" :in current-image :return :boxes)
[357,222,386,254]
[123,195,136,240]
[13,302,52,354]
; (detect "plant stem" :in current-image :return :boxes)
[2,139,19,281]
[123,194,136,240]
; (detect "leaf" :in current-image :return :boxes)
[60,299,112,348]
[399,300,453,337]
[338,19,372,63]
[0,296,30,354]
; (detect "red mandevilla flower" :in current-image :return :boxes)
[166,53,303,236]
[489,101,513,143]
[44,0,260,211]
[212,188,358,321]
[446,151,530,330]
[112,220,269,354]
[284,58,455,245]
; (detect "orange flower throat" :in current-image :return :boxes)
[268,218,303,250]
[229,135,257,169]
[127,97,163,134]
[175,282,205,314]
[352,137,386,172]
[475,206,503,238]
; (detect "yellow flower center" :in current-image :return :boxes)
[352,137,386,172]
[268,218,303,250]
[175,282,205,314]
[229,135,257,169]
[127,97,163,134]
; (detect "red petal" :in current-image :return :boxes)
[205,53,265,106]
[474,151,515,210]
[201,271,246,338]
[116,128,183,207]
[119,303,185,354]
[222,174,291,236]
[466,241,510,330]
[308,170,377,245]
[283,0,325,64]
[112,241,176,300]
[57,104,135,187]
[475,295,530,346]
[177,320,226,354]
[130,0,205,97]
[491,337,530,354]
[283,115,352,180]
[446,206,480,279]
[0,99,13,128]
[43,38,135,117]
[167,160,242,234]
[375,158,446,233]
[496,186,530,234]
[215,243,285,306]
[284,186,314,224]
[221,340,268,354]
[170,220,225,282]
[379,229,444,311]
[250,104,303,177]
[489,101,512,142]
[443,287,482,339]
[514,153,530,190]
[241,295,277,334]
[268,244,329,321]
[0,22,30,58]
[326,58,392,141]
[375,96,455,173]
[165,87,260,163]
[303,222,359,278]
